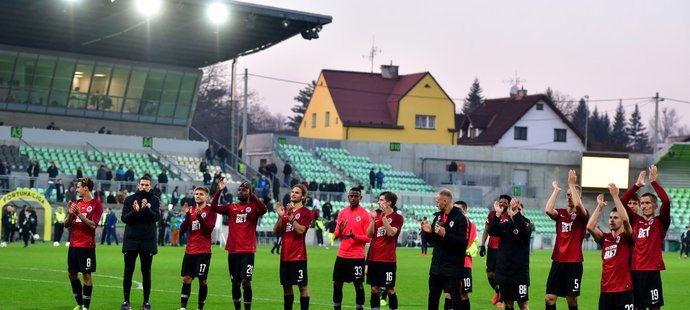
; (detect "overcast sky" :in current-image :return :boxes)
[235,0,690,132]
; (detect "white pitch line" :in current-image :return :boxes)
[5,266,144,290]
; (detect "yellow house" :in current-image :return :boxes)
[299,65,458,144]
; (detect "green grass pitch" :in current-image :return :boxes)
[0,243,688,309]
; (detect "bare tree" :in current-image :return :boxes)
[648,107,689,143]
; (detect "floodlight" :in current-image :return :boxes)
[136,0,162,17]
[207,2,229,25]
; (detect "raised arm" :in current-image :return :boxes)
[367,205,377,238]
[545,180,560,220]
[609,183,632,237]
[587,194,605,243]
[649,165,671,226]
[273,202,284,236]
[568,170,587,218]
[488,201,503,236]
[251,194,268,216]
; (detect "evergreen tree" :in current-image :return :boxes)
[544,87,556,105]
[571,97,589,138]
[286,80,316,132]
[610,101,628,149]
[626,104,650,152]
[462,78,484,114]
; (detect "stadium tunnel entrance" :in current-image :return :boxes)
[0,189,53,241]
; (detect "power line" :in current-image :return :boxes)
[665,98,690,105]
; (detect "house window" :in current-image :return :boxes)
[325,111,330,127]
[311,113,317,128]
[415,115,436,129]
[514,126,527,140]
[536,103,544,110]
[554,128,567,142]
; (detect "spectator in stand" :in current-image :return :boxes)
[369,168,376,190]
[283,161,293,188]
[66,183,77,203]
[107,191,117,204]
[199,159,208,173]
[96,165,107,185]
[322,198,333,220]
[115,164,126,181]
[171,207,182,246]
[124,166,135,192]
[205,145,215,165]
[76,167,83,179]
[46,121,57,130]
[103,207,119,245]
[158,170,168,193]
[104,166,113,191]
[94,188,106,203]
[151,184,162,200]
[27,160,40,188]
[216,146,228,173]
[448,161,458,184]
[171,186,180,207]
[272,176,281,200]
[203,171,212,186]
[258,162,268,177]
[375,169,385,189]
[319,180,329,197]
[56,178,66,202]
[98,126,106,134]
[267,162,278,179]
[45,161,59,200]
[289,175,299,188]
[308,179,318,192]
[116,189,128,205]
[0,160,10,191]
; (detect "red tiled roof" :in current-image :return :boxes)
[319,69,427,128]
[458,94,584,145]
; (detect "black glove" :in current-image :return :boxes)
[479,245,486,257]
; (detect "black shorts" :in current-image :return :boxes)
[366,261,396,287]
[486,247,498,272]
[499,283,529,302]
[546,261,582,297]
[429,274,461,299]
[67,247,96,273]
[632,270,664,308]
[228,253,255,282]
[280,260,308,286]
[333,257,365,284]
[599,290,634,310]
[461,267,473,293]
[181,253,212,279]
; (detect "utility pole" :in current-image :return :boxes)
[584,95,589,151]
[653,92,660,153]
[242,68,248,163]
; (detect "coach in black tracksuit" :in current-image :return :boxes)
[488,200,532,310]
[422,189,468,310]
[120,176,160,310]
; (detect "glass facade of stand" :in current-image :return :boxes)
[0,48,199,125]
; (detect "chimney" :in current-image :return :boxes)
[380,64,399,79]
[510,86,527,100]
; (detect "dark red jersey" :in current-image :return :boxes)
[368,211,404,263]
[210,191,267,254]
[597,232,633,293]
[281,206,313,261]
[620,181,671,271]
[551,208,589,262]
[485,211,500,248]
[69,199,103,248]
[180,205,217,254]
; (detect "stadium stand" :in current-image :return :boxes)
[274,143,343,183]
[314,146,434,193]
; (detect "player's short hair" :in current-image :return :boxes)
[629,193,641,202]
[195,186,210,195]
[77,177,94,191]
[139,175,151,183]
[641,193,658,205]
[438,188,453,200]
[293,184,308,204]
[379,191,398,208]
[454,200,468,211]
[349,187,361,194]
[499,194,512,202]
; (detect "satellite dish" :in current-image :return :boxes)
[510,85,519,96]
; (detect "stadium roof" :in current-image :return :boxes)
[0,0,332,68]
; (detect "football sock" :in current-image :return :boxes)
[300,296,310,310]
[82,284,92,309]
[242,285,252,310]
[70,278,83,306]
[232,283,241,310]
[180,282,191,308]
[198,284,208,310]
[284,294,294,310]
[371,292,381,309]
